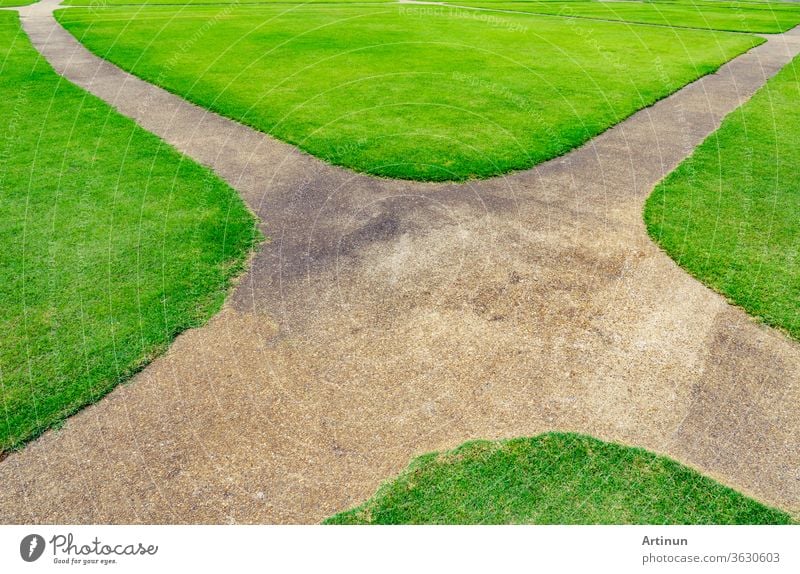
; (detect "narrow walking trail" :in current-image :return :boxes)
[3,0,800,522]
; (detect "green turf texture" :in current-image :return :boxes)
[645,55,800,342]
[56,4,762,181]
[446,1,800,33]
[0,11,258,451]
[62,0,392,4]
[325,433,794,524]
[0,0,37,7]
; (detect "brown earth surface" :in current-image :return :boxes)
[2,0,800,523]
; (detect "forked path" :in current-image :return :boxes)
[3,0,800,522]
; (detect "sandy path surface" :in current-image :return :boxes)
[2,0,800,523]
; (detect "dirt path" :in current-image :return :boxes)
[3,0,800,523]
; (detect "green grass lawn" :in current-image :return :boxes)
[0,11,258,451]
[63,0,392,4]
[445,1,800,33]
[326,433,794,524]
[56,4,762,181]
[0,0,38,7]
[645,55,800,341]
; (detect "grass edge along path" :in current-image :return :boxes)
[644,53,800,343]
[325,433,795,524]
[0,10,260,452]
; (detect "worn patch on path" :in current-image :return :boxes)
[2,0,800,523]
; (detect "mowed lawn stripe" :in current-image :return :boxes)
[0,11,258,451]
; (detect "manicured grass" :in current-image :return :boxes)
[0,11,258,451]
[0,0,38,7]
[57,4,762,181]
[325,433,794,524]
[63,0,392,4]
[645,55,800,341]
[446,1,800,33]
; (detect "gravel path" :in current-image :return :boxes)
[3,0,800,523]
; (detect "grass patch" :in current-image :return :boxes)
[0,0,38,7]
[645,54,800,341]
[325,433,794,524]
[57,4,761,181]
[62,0,393,4]
[445,1,800,33]
[0,11,258,451]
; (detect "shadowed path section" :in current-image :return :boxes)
[2,0,800,522]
